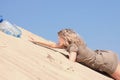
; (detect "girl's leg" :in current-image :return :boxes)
[111,63,120,80]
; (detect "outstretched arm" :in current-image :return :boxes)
[29,36,63,48]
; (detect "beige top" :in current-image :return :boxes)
[66,43,118,74]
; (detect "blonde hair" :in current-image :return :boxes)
[58,29,86,47]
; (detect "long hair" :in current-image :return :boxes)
[58,29,86,47]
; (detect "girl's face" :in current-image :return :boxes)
[58,36,65,46]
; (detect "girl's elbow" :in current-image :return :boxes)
[69,57,76,62]
[70,59,76,62]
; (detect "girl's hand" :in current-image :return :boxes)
[28,36,39,44]
[28,36,35,42]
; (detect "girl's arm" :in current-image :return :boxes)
[69,52,77,62]
[29,37,63,48]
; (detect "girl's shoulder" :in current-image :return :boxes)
[66,43,79,52]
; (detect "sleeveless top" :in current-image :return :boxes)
[66,43,118,74]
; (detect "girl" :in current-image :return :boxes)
[29,29,120,80]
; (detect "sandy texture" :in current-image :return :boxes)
[0,28,113,80]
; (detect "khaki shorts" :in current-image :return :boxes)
[94,50,118,74]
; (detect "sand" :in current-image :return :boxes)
[0,27,113,80]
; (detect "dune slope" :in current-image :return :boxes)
[0,28,113,80]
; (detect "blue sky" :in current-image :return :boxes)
[0,0,120,58]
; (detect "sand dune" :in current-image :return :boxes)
[0,27,113,80]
